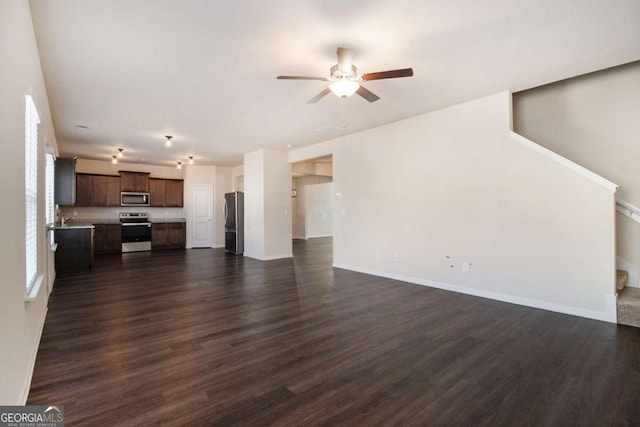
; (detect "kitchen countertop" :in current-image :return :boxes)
[63,218,186,226]
[150,218,186,223]
[50,224,95,230]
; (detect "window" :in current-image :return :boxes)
[25,95,40,291]
[45,151,55,225]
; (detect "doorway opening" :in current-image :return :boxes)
[291,155,334,264]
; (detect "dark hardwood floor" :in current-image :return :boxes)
[29,238,640,425]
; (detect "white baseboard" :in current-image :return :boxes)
[332,263,617,324]
[617,256,639,288]
[244,253,293,261]
[20,307,48,404]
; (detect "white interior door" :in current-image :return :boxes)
[190,184,213,248]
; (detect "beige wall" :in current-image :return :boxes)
[0,1,58,404]
[291,92,617,322]
[76,158,184,179]
[292,175,333,239]
[513,61,640,283]
[244,149,292,260]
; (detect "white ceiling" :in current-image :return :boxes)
[29,0,640,167]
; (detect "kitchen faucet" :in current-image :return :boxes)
[61,216,74,227]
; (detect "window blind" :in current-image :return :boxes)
[45,152,55,225]
[25,95,40,290]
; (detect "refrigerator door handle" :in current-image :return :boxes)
[224,198,228,227]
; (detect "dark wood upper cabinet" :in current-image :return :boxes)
[92,175,108,206]
[106,176,120,206]
[149,178,183,207]
[75,170,178,207]
[120,171,150,193]
[54,157,76,206]
[149,179,167,207]
[75,174,93,206]
[166,180,184,207]
[76,173,120,207]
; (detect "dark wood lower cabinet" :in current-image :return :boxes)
[151,222,185,250]
[54,227,93,272]
[93,224,122,254]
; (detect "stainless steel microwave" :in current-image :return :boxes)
[121,192,150,206]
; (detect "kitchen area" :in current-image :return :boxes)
[53,158,187,273]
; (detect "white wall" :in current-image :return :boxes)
[244,149,292,260]
[513,61,640,284]
[232,164,244,192]
[290,92,617,322]
[306,182,333,238]
[0,1,58,404]
[244,151,264,258]
[292,176,333,239]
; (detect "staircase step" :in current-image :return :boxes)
[617,287,640,327]
[617,270,629,291]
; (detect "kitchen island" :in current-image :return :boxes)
[53,225,94,273]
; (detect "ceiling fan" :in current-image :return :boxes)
[277,47,413,104]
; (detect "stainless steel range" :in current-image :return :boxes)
[120,212,152,252]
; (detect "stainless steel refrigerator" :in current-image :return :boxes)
[224,191,244,254]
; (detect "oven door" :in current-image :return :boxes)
[121,223,152,252]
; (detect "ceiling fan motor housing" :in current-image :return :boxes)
[330,64,358,81]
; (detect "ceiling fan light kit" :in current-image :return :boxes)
[277,46,413,104]
[329,79,360,98]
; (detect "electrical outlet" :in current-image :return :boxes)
[462,262,471,272]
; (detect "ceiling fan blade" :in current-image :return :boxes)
[361,68,414,81]
[337,47,354,73]
[277,76,329,81]
[307,88,332,104]
[356,86,380,103]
